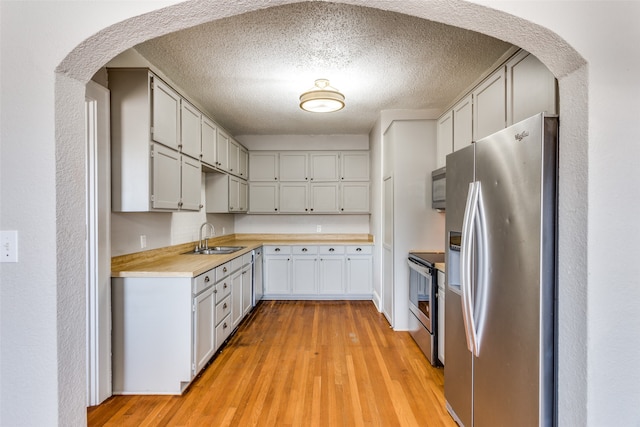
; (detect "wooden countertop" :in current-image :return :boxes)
[435,262,445,272]
[111,233,373,278]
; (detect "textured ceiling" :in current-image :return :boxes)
[134,2,513,136]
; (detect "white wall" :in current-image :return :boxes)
[2,1,639,426]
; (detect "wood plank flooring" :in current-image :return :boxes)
[88,300,456,426]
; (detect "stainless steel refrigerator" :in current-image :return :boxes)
[444,113,558,427]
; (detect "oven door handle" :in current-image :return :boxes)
[407,259,432,277]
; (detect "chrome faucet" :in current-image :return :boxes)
[198,222,215,251]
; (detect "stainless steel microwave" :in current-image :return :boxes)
[431,166,446,211]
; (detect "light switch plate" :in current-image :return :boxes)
[1,230,18,263]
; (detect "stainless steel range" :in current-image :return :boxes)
[407,251,444,366]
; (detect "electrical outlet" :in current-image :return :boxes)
[222,227,226,235]
[316,225,322,233]
[1,230,18,263]
[140,235,147,249]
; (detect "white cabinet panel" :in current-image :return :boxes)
[152,143,181,210]
[341,183,369,213]
[264,255,291,294]
[201,117,217,168]
[249,183,279,213]
[436,111,453,169]
[242,266,252,316]
[279,183,308,213]
[506,50,557,126]
[216,129,229,171]
[310,183,339,213]
[180,155,202,211]
[310,152,339,181]
[280,152,308,181]
[249,152,278,181]
[151,77,180,150]
[292,254,318,294]
[228,139,239,176]
[319,256,344,294]
[193,287,215,374]
[341,152,369,181]
[346,256,372,294]
[453,94,473,151]
[231,269,243,328]
[473,67,506,141]
[180,100,201,159]
[239,147,249,180]
[205,173,246,213]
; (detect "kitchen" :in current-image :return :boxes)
[3,1,636,426]
[85,3,558,424]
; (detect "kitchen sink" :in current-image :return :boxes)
[185,246,246,255]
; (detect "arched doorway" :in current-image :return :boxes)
[54,0,588,424]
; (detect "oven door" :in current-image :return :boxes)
[408,258,433,333]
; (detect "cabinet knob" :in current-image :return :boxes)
[275,208,278,211]
[329,248,335,252]
[341,208,344,211]
[356,248,362,252]
[214,289,218,293]
[275,248,280,252]
[274,177,277,180]
[199,204,204,209]
[302,248,307,252]
[223,267,228,273]
[223,303,228,309]
[223,322,228,329]
[224,283,228,288]
[204,276,210,283]
[310,208,314,212]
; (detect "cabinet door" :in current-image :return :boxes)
[231,270,243,328]
[201,117,217,167]
[310,183,339,213]
[340,183,369,213]
[279,152,308,181]
[242,266,253,315]
[249,152,278,181]
[279,183,308,213]
[151,77,180,150]
[193,287,215,374]
[473,67,506,141]
[506,50,557,126]
[151,143,181,210]
[436,111,453,169]
[239,147,249,180]
[437,270,446,364]
[319,256,344,294]
[453,94,473,151]
[310,152,339,181]
[341,152,369,181]
[346,256,372,294]
[249,183,279,213]
[228,139,240,176]
[180,155,202,211]
[264,256,290,294]
[180,100,201,159]
[228,177,240,212]
[216,129,229,171]
[292,256,317,294]
[238,180,248,212]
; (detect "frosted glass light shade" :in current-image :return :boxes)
[299,79,345,113]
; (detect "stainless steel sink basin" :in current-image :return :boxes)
[185,246,246,255]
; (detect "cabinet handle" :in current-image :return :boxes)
[302,248,307,252]
[329,248,335,252]
[224,283,228,289]
[305,208,308,211]
[275,248,280,252]
[223,303,228,309]
[242,271,247,275]
[199,204,204,209]
[223,267,228,273]
[275,208,278,211]
[356,248,362,252]
[204,276,210,283]
[223,322,228,329]
[214,289,218,293]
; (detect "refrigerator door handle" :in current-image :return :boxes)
[473,182,489,357]
[460,182,479,355]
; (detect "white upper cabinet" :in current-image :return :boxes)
[310,152,340,181]
[216,129,229,172]
[238,147,249,180]
[473,66,506,141]
[228,139,239,176]
[201,116,217,168]
[341,152,369,181]
[341,183,370,213]
[249,152,279,181]
[279,152,308,181]
[310,183,340,213]
[248,183,279,213]
[453,94,473,151]
[151,142,181,210]
[180,155,202,211]
[436,110,453,169]
[279,183,308,213]
[180,100,201,159]
[151,76,180,150]
[205,174,247,213]
[506,50,557,126]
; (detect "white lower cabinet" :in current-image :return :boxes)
[112,251,255,395]
[263,244,372,299]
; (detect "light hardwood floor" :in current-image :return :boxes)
[88,300,456,426]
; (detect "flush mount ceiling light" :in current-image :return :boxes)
[299,79,345,113]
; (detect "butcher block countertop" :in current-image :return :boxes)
[111,233,373,278]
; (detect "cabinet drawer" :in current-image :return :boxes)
[215,279,232,303]
[215,295,231,324]
[193,268,215,295]
[292,245,318,255]
[242,252,253,266]
[319,245,345,255]
[216,262,231,280]
[264,246,291,255]
[346,245,372,255]
[215,314,232,349]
